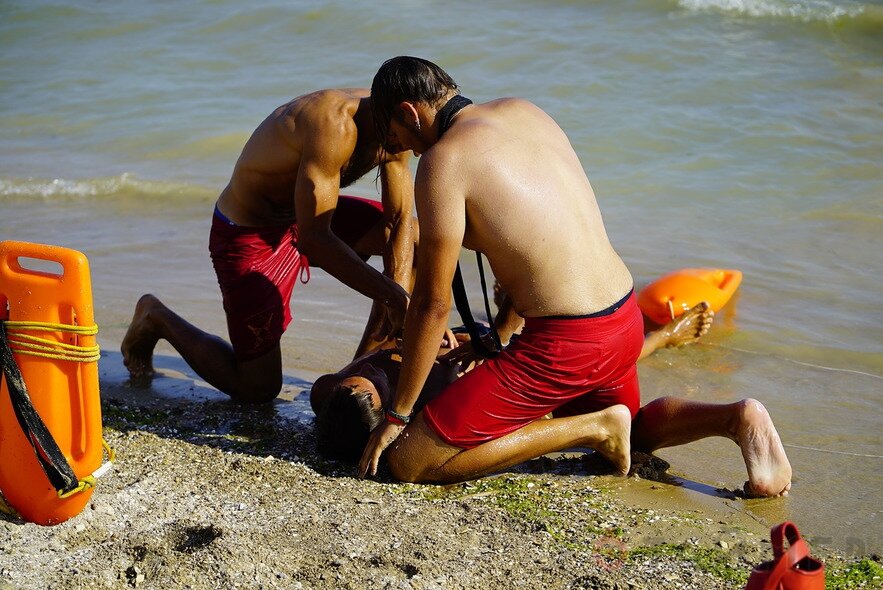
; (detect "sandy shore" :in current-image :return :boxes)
[0,352,880,590]
[7,188,883,560]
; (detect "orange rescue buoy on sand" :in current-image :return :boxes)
[0,241,105,525]
[637,267,743,326]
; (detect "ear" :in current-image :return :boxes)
[397,101,420,126]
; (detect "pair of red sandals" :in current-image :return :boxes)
[745,521,825,589]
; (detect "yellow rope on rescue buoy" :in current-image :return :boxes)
[3,320,100,363]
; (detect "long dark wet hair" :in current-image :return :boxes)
[370,56,459,150]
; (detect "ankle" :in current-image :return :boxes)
[730,398,763,440]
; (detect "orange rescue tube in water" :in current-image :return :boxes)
[0,241,104,525]
[637,267,743,326]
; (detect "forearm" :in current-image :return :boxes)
[391,295,450,417]
[302,231,406,306]
[383,215,414,290]
[379,155,415,290]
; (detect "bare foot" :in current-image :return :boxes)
[120,294,162,383]
[593,405,632,476]
[660,301,714,348]
[733,399,792,497]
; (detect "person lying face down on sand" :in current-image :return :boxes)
[354,56,791,497]
[312,304,789,497]
[121,88,416,404]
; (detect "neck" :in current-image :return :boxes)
[436,94,473,137]
[354,97,375,135]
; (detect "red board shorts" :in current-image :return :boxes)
[208,195,383,361]
[423,291,644,449]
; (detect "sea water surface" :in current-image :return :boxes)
[2,0,881,553]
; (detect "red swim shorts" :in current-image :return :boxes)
[208,195,383,361]
[423,291,644,449]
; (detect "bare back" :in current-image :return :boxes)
[424,98,632,317]
[217,88,382,226]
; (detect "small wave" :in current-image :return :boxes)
[676,0,878,24]
[0,174,215,201]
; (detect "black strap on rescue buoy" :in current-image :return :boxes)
[0,321,79,495]
[451,252,503,359]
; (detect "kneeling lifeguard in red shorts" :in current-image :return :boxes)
[122,88,416,403]
[358,57,791,498]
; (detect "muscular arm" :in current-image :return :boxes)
[294,111,408,311]
[378,152,414,290]
[389,162,464,418]
[358,156,465,477]
[351,151,415,355]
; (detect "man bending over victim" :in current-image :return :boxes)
[350,56,789,497]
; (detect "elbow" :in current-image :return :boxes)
[385,209,404,229]
[297,234,317,259]
[296,232,325,265]
[410,294,450,323]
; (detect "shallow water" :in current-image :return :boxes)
[2,0,881,553]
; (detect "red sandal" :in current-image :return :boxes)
[745,521,825,590]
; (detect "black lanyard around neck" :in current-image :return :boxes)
[437,95,472,136]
